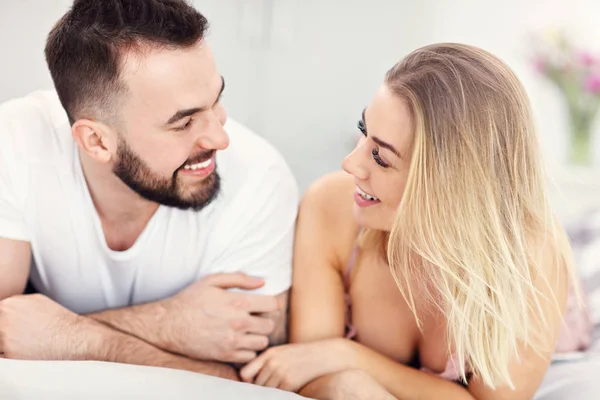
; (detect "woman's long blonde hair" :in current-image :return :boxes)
[374,43,577,389]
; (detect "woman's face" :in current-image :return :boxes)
[342,84,414,232]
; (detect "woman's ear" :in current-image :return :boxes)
[72,119,115,163]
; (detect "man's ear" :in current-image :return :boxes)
[72,119,116,163]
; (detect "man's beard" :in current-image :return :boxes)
[112,137,220,211]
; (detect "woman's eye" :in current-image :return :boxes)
[371,148,389,168]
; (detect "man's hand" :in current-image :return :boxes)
[0,294,85,360]
[262,290,289,347]
[156,273,280,363]
[89,273,285,364]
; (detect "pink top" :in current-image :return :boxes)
[343,243,592,383]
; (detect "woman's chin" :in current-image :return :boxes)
[352,204,388,231]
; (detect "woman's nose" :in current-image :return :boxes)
[342,138,368,181]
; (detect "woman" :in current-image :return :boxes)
[240,43,591,399]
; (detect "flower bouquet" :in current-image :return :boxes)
[531,30,600,165]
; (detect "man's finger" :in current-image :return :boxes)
[204,273,265,290]
[237,334,269,352]
[245,294,278,314]
[228,350,257,365]
[245,316,276,336]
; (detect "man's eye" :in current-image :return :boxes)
[174,119,193,132]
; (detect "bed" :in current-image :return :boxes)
[0,358,305,399]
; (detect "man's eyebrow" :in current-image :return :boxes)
[165,76,226,125]
[166,107,202,125]
[217,76,225,101]
[362,108,403,159]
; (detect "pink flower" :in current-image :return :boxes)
[578,51,596,67]
[584,74,600,94]
[533,57,547,73]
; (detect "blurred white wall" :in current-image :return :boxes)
[187,0,434,191]
[0,0,72,100]
[1,0,599,209]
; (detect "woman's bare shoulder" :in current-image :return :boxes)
[300,171,357,227]
[297,171,360,263]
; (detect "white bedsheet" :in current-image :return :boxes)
[0,359,306,400]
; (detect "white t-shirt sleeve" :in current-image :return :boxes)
[0,102,29,242]
[209,164,299,296]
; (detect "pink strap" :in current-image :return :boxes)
[344,240,360,340]
[344,246,359,290]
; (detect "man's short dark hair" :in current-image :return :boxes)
[45,0,209,125]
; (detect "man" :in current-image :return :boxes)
[0,0,298,381]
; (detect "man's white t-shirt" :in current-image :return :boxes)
[0,90,299,314]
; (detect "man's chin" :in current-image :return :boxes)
[173,176,220,211]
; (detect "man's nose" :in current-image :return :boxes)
[197,111,230,151]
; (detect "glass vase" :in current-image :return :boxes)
[568,114,594,166]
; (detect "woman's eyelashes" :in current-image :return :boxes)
[358,119,389,169]
[371,148,389,168]
[358,119,366,135]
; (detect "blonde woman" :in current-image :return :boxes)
[240,43,593,399]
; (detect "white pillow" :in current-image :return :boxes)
[0,359,306,400]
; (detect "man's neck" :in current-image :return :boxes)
[79,152,159,251]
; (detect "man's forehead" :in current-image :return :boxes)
[120,43,220,115]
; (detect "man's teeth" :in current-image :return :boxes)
[184,158,212,170]
[357,186,379,201]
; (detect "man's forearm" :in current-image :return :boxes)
[87,300,172,351]
[80,316,239,380]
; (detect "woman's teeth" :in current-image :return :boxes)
[357,186,379,201]
[184,158,212,170]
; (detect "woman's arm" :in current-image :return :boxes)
[289,173,355,342]
[301,369,396,400]
[300,336,557,400]
[298,339,475,400]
